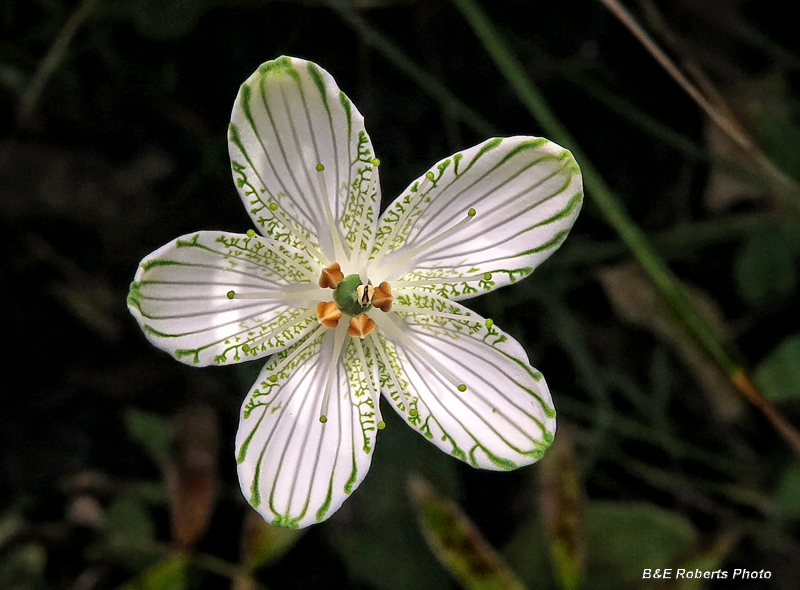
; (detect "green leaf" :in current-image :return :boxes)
[0,544,47,590]
[734,229,797,306]
[754,334,800,401]
[408,476,530,590]
[670,533,739,590]
[117,554,189,590]
[107,497,156,543]
[770,461,800,519]
[106,496,157,572]
[585,502,696,590]
[240,511,304,571]
[502,516,556,590]
[125,408,171,466]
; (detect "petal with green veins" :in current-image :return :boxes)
[229,56,380,262]
[371,300,555,470]
[370,136,582,296]
[236,328,377,528]
[127,231,321,366]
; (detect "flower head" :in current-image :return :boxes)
[127,56,582,528]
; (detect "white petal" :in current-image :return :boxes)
[229,56,380,263]
[128,231,322,366]
[371,299,555,470]
[370,137,582,297]
[235,327,377,528]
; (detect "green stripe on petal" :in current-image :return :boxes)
[128,231,321,366]
[235,326,377,528]
[370,301,555,471]
[229,55,381,263]
[370,136,582,299]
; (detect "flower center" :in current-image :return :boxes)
[334,274,373,316]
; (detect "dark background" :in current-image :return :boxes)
[2,0,800,589]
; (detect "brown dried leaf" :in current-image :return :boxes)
[165,405,218,552]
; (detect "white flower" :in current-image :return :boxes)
[127,56,582,528]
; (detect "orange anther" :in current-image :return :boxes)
[319,263,344,289]
[372,281,393,312]
[316,301,342,328]
[348,314,376,338]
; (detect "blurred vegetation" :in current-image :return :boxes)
[2,0,800,589]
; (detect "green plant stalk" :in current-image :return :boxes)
[17,0,102,124]
[451,0,731,372]
[451,0,800,456]
[330,2,497,138]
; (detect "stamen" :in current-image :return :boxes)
[267,324,327,382]
[373,209,477,283]
[348,314,376,338]
[372,281,393,312]
[265,202,327,264]
[242,230,318,282]
[319,262,345,289]
[316,301,342,328]
[316,164,350,264]
[354,337,384,430]
[375,314,467,393]
[370,171,435,266]
[418,170,435,194]
[390,305,482,326]
[240,309,316,354]
[392,272,492,288]
[226,289,323,301]
[319,323,348,423]
[369,332,416,416]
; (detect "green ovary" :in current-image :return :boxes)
[334,274,371,316]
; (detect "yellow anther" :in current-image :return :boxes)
[246,229,256,238]
[468,208,476,217]
[319,262,345,289]
[227,290,236,299]
[316,301,342,328]
[348,314,376,339]
[457,384,467,392]
[372,281,393,312]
